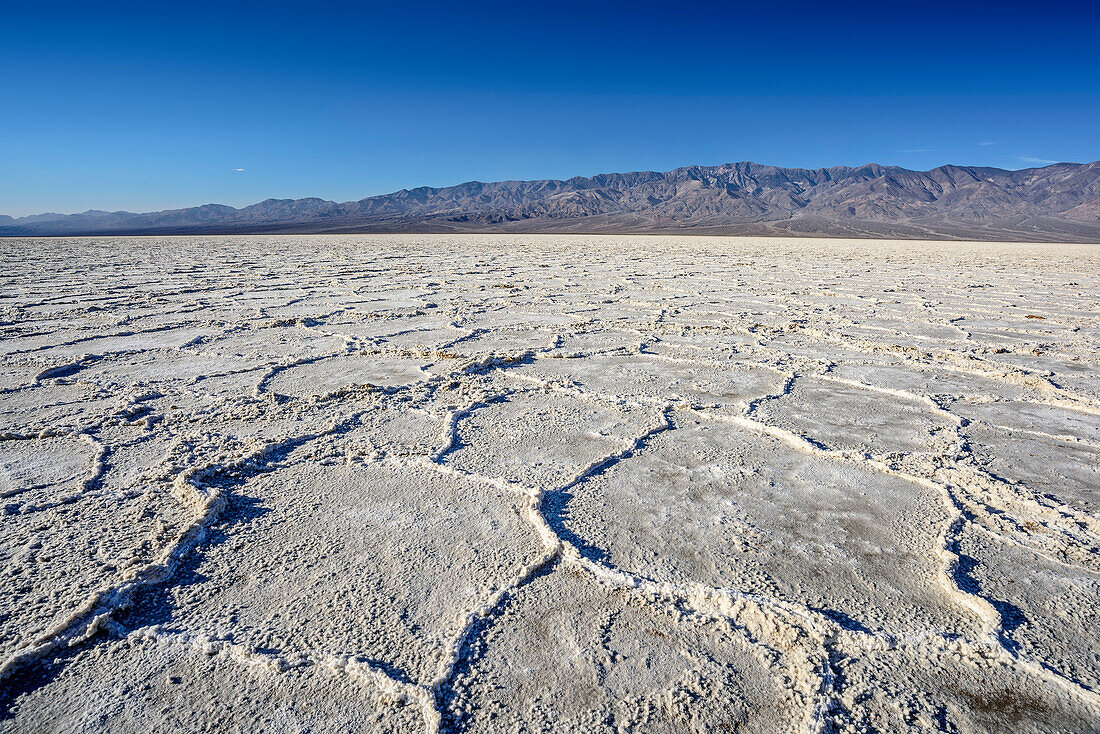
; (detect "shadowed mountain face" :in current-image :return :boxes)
[4,161,1099,241]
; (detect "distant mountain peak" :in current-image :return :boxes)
[2,160,1098,242]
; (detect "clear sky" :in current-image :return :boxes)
[2,0,1098,216]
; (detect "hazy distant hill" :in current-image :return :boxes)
[4,161,1099,241]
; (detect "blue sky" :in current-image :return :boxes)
[2,0,1098,216]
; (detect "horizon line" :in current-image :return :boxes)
[4,158,1093,221]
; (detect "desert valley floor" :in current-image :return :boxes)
[0,234,1098,733]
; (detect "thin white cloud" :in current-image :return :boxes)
[1018,156,1059,165]
[233,168,245,172]
[977,141,997,146]
[896,148,941,153]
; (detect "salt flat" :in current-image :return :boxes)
[0,234,1098,733]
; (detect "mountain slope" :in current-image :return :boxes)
[3,161,1099,241]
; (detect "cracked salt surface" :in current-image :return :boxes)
[1,234,1099,732]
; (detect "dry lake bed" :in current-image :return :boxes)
[0,234,1098,733]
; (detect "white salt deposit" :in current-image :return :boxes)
[0,234,1097,732]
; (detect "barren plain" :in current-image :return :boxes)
[0,234,1098,733]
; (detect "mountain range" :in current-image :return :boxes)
[3,161,1099,241]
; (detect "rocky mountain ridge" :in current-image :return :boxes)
[4,160,1099,241]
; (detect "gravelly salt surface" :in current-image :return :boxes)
[1,234,1098,733]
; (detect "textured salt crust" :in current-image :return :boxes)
[0,234,1098,732]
